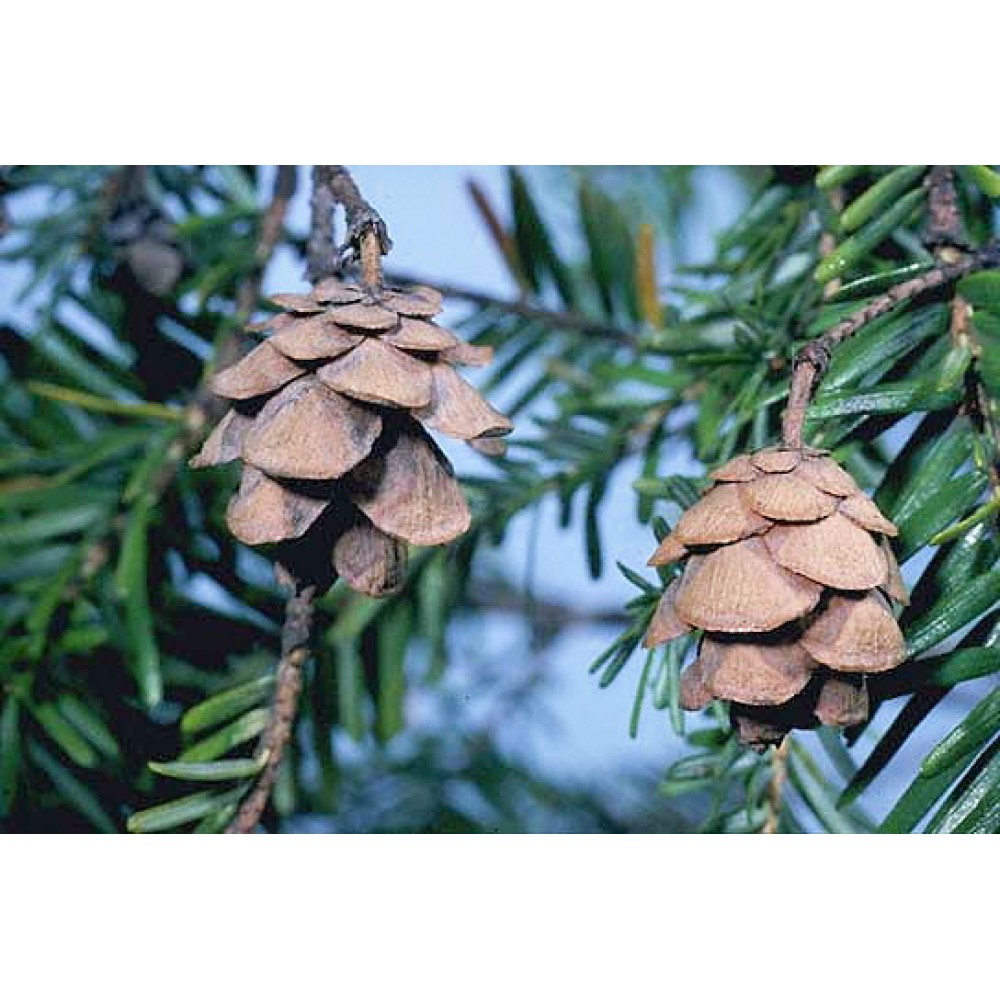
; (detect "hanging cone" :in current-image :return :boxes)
[333,522,408,597]
[191,273,511,597]
[641,446,908,748]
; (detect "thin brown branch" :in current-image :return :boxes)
[227,584,316,834]
[385,270,640,344]
[306,166,391,285]
[305,167,337,283]
[781,244,1000,448]
[762,737,790,834]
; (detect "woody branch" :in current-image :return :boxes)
[781,241,1000,450]
[306,165,392,287]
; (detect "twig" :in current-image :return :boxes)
[305,167,337,283]
[227,584,316,834]
[762,737,790,834]
[385,270,640,344]
[306,165,391,285]
[781,243,1000,448]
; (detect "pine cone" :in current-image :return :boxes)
[191,278,512,596]
[642,446,908,749]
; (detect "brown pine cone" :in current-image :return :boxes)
[191,278,512,597]
[642,446,908,750]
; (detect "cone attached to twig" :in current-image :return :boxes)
[643,446,908,750]
[191,277,512,596]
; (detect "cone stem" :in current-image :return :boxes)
[782,363,816,449]
[360,228,383,289]
[307,165,392,287]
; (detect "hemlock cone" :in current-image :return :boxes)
[191,278,512,596]
[642,446,908,750]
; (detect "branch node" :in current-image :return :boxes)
[306,166,392,286]
[780,232,998,448]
